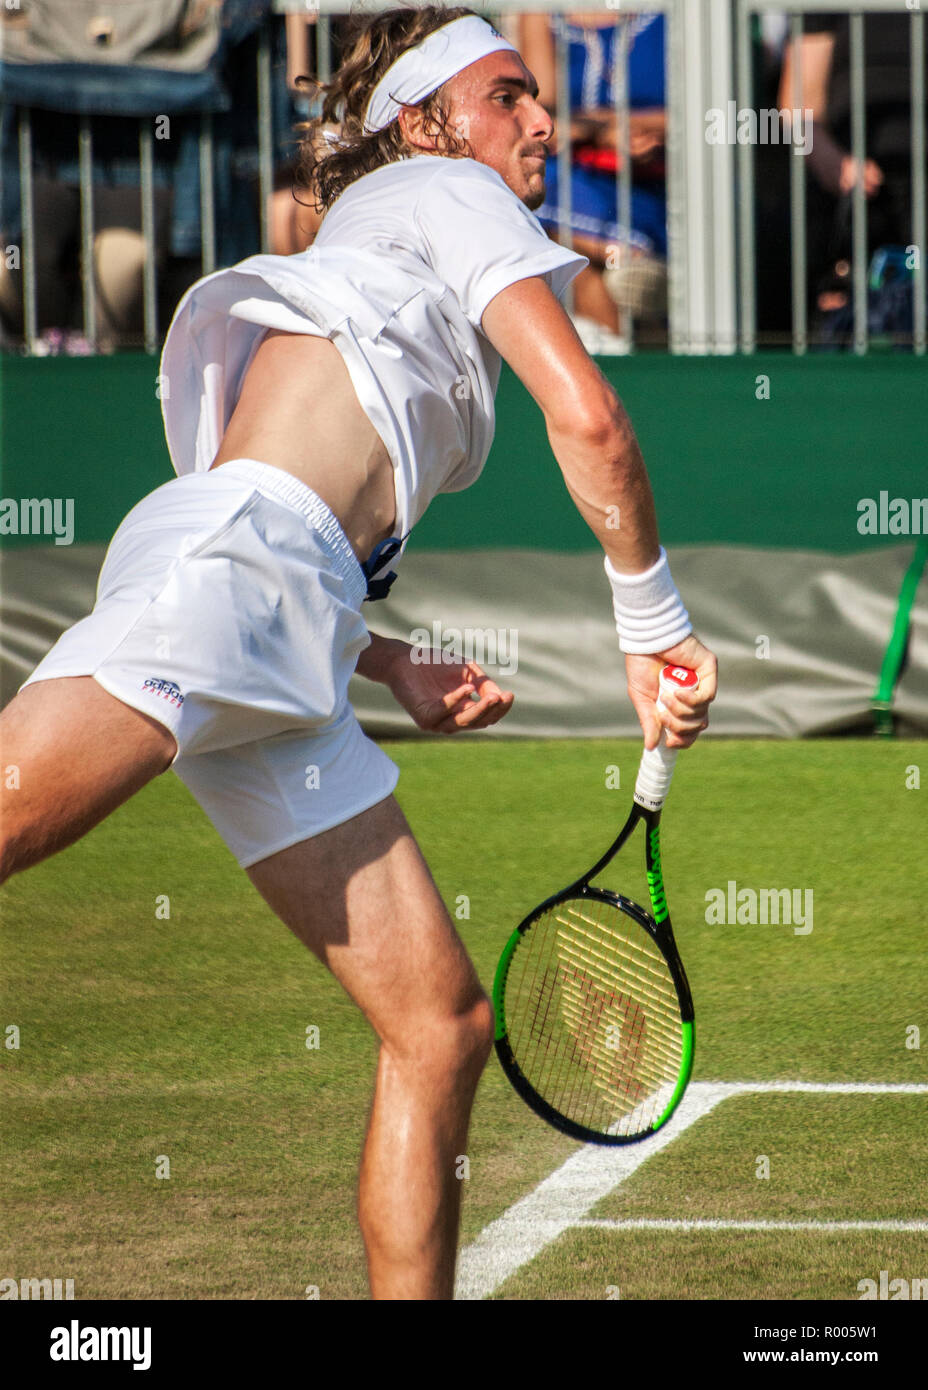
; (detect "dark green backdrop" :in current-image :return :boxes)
[1,353,924,552]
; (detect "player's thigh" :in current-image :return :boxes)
[0,676,177,865]
[246,794,492,1058]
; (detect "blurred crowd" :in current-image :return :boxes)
[0,3,923,354]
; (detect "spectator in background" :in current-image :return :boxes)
[0,0,284,352]
[0,125,173,355]
[779,12,926,344]
[518,10,667,350]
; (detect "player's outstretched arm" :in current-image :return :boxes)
[356,633,514,733]
[481,276,717,746]
[482,275,659,570]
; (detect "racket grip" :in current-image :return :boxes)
[633,665,698,811]
[634,738,679,811]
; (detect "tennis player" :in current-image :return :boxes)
[0,6,717,1299]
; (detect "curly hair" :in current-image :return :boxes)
[294,5,479,214]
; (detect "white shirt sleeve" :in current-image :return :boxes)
[413,158,588,329]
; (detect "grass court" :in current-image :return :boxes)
[2,737,925,1299]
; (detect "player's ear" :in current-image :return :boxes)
[397,103,439,153]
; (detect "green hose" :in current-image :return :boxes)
[873,538,928,737]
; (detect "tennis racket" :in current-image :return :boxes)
[493,663,698,1145]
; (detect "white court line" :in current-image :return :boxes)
[576,1219,928,1233]
[454,1081,928,1301]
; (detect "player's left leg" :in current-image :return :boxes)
[243,793,494,1301]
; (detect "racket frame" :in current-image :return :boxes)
[493,799,695,1146]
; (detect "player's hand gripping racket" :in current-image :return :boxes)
[493,664,697,1145]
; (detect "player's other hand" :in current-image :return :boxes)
[387,646,514,734]
[625,634,717,751]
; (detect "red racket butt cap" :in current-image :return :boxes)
[660,664,699,691]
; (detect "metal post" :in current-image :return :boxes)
[708,0,737,355]
[849,12,868,355]
[78,115,97,347]
[736,0,756,354]
[199,113,216,275]
[614,17,632,349]
[789,13,807,355]
[18,108,38,352]
[911,9,926,356]
[702,0,716,352]
[317,15,332,85]
[139,120,158,354]
[664,0,688,353]
[554,13,574,316]
[258,25,274,256]
[679,0,709,353]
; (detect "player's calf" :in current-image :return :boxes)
[0,677,177,884]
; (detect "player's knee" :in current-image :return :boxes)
[460,991,496,1064]
[416,992,495,1082]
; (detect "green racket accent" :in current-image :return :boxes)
[655,1020,694,1129]
[492,927,521,1041]
[646,824,669,923]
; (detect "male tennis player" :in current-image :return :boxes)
[0,6,716,1299]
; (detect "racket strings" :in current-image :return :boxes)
[506,897,684,1137]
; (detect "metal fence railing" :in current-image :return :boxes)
[736,0,925,354]
[1,0,924,356]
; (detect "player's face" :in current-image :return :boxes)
[442,52,553,210]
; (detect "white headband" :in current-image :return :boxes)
[362,15,517,136]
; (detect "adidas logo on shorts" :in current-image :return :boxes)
[141,676,185,707]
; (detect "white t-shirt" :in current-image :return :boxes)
[160,154,587,571]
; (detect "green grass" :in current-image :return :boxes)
[591,1096,928,1222]
[490,1229,928,1301]
[1,738,926,1299]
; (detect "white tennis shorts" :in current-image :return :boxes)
[20,459,399,867]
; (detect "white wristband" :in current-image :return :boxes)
[604,547,692,655]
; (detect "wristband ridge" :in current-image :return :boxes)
[604,547,692,654]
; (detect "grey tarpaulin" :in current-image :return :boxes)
[2,543,925,737]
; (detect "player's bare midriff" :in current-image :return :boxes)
[210,328,398,563]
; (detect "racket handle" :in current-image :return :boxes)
[633,665,699,811]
